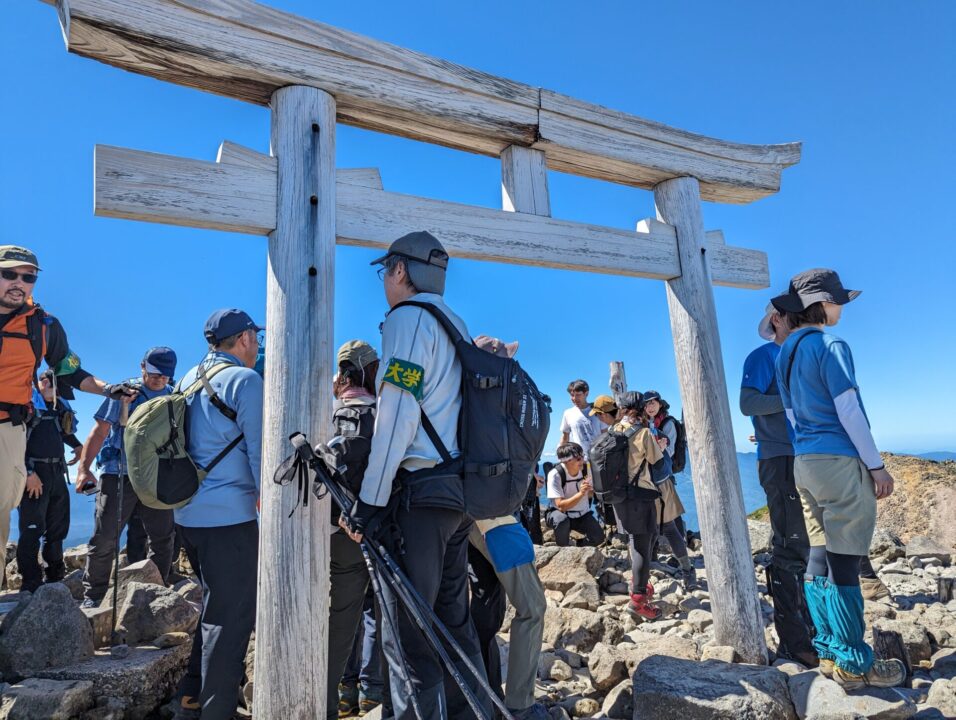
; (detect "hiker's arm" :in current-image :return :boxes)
[554,491,587,512]
[559,432,570,445]
[739,386,784,417]
[75,419,110,492]
[833,389,882,471]
[660,420,678,458]
[42,317,93,390]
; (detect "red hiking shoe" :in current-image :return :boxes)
[628,591,661,621]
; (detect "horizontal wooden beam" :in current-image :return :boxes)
[93,144,768,288]
[53,0,799,204]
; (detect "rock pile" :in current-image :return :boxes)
[506,527,956,719]
[0,546,201,719]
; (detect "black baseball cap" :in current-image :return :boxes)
[771,269,860,313]
[204,308,262,344]
[642,390,662,404]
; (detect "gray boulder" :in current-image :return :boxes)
[101,560,163,611]
[63,545,89,571]
[748,520,773,555]
[561,580,601,611]
[588,642,627,691]
[601,679,633,719]
[906,537,952,566]
[870,529,905,561]
[541,607,622,653]
[173,579,202,604]
[787,669,917,720]
[61,569,85,601]
[115,582,199,644]
[632,655,796,719]
[619,630,699,668]
[0,678,95,720]
[926,678,956,718]
[873,618,933,664]
[35,644,190,720]
[535,546,605,593]
[0,583,93,678]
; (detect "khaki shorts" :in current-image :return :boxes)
[794,454,876,556]
[0,422,28,554]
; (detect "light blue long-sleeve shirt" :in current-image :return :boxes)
[174,351,263,528]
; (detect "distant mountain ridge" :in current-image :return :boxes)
[918,451,956,462]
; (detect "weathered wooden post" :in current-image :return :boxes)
[654,176,768,664]
[254,85,336,718]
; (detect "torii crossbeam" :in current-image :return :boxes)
[38,0,801,716]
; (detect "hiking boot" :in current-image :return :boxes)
[818,658,835,677]
[678,566,698,591]
[508,703,551,720]
[628,592,661,621]
[358,687,382,716]
[644,582,655,598]
[832,658,906,690]
[338,683,359,718]
[860,576,891,601]
[172,696,201,720]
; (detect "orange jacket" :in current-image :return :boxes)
[0,300,47,419]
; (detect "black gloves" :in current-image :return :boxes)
[103,382,139,401]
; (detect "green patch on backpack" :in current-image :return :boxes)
[124,363,244,510]
[382,358,424,400]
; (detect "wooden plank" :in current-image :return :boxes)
[656,175,768,664]
[50,0,801,203]
[93,145,768,287]
[94,144,277,234]
[501,145,550,216]
[254,85,335,719]
[217,139,276,172]
[609,361,627,406]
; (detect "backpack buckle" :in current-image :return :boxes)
[472,375,501,390]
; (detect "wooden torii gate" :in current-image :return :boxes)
[39,0,801,715]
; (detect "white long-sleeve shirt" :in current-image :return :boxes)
[359,293,471,506]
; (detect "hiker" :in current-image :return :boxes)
[76,347,179,607]
[591,392,666,619]
[16,370,80,593]
[641,391,695,587]
[559,379,603,456]
[740,303,819,666]
[466,334,549,720]
[519,463,545,545]
[324,339,382,720]
[341,232,492,720]
[0,244,138,566]
[173,309,263,720]
[545,441,604,547]
[773,268,904,689]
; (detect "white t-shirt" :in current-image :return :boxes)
[560,405,604,456]
[547,465,590,517]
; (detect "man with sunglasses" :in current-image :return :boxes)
[0,245,138,571]
[76,346,179,607]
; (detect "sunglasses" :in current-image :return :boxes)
[0,269,37,284]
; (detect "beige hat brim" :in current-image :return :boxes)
[0,259,39,270]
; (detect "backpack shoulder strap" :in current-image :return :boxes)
[556,464,568,487]
[181,363,240,422]
[26,307,45,377]
[784,329,823,392]
[391,300,467,347]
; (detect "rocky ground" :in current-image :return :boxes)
[0,454,954,719]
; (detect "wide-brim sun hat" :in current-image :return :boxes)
[771,268,860,314]
[758,303,778,341]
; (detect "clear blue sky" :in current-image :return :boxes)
[3,1,954,456]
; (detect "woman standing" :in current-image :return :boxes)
[773,269,903,689]
[642,391,695,588]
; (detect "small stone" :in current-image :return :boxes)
[561,581,601,611]
[567,697,599,717]
[747,520,773,555]
[0,678,95,719]
[548,658,573,681]
[687,608,713,632]
[63,545,90,571]
[153,632,190,648]
[874,618,934,663]
[82,605,114,649]
[701,645,736,663]
[587,643,627,691]
[554,649,583,669]
[101,559,164,611]
[787,669,917,719]
[534,546,604,593]
[173,579,202,604]
[115,582,199,644]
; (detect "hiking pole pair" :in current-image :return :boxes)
[279,434,515,720]
[110,398,130,659]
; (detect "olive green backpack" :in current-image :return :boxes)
[124,363,243,510]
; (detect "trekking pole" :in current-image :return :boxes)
[110,397,130,659]
[291,439,512,720]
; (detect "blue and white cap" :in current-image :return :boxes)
[143,346,177,378]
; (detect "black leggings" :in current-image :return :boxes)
[660,520,688,558]
[807,546,861,586]
[628,533,656,594]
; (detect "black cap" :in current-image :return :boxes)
[204,308,262,344]
[618,391,644,411]
[771,269,860,313]
[369,231,449,269]
[39,369,74,400]
[642,390,662,404]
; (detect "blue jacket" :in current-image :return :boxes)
[174,351,263,528]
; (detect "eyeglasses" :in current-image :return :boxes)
[0,269,37,284]
[145,372,169,381]
[376,266,389,281]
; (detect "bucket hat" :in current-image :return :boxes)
[771,269,860,313]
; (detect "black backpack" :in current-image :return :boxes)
[661,415,688,474]
[588,426,638,505]
[393,301,552,520]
